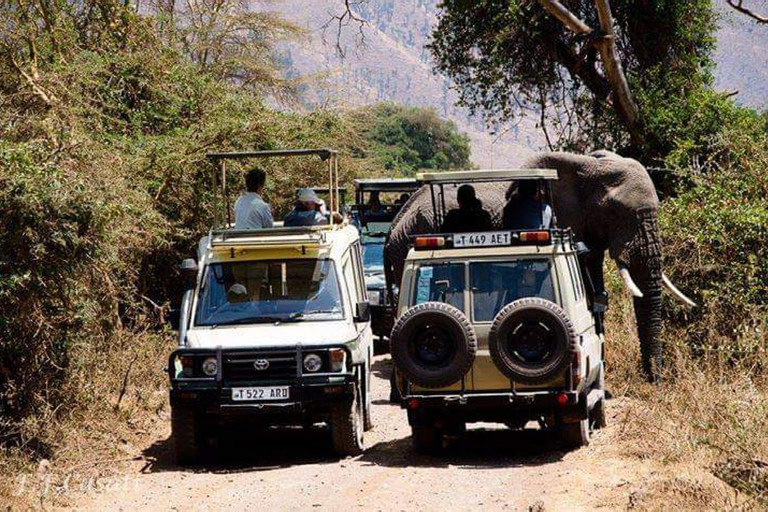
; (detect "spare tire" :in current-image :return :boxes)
[488,298,576,384]
[390,302,477,388]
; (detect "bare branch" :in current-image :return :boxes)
[538,0,591,34]
[538,0,644,147]
[727,0,768,24]
[321,0,368,58]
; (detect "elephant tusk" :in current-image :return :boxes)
[618,267,644,298]
[662,273,697,308]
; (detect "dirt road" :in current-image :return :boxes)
[73,357,723,511]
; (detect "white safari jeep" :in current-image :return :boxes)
[170,149,373,463]
[392,169,606,453]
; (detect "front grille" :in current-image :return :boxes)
[223,350,298,382]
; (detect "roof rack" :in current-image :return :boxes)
[208,226,330,249]
[353,178,420,192]
[417,168,558,184]
[204,148,341,229]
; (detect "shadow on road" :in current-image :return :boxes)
[141,423,565,475]
[141,425,342,475]
[361,427,565,470]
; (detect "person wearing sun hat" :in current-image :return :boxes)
[284,188,330,227]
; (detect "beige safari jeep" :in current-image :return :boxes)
[391,169,606,453]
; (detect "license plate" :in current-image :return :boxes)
[453,231,512,248]
[231,386,290,401]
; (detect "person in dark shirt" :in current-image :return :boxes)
[440,184,493,233]
[503,180,553,230]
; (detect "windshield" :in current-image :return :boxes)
[413,263,465,311]
[470,259,555,322]
[194,259,344,327]
[362,240,385,273]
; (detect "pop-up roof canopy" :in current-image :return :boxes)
[416,168,558,184]
[353,178,420,192]
[204,148,341,228]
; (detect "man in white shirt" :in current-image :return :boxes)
[234,167,274,229]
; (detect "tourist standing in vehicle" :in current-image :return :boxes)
[503,180,552,230]
[284,188,330,226]
[234,167,274,229]
[440,184,493,233]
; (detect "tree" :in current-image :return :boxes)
[429,0,718,162]
[350,103,472,176]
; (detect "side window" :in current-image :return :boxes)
[342,254,358,307]
[413,263,465,311]
[351,242,367,299]
[566,255,583,302]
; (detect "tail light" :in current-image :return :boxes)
[571,350,581,387]
[519,231,550,243]
[414,236,446,249]
[180,355,194,378]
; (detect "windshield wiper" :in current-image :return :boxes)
[208,315,301,328]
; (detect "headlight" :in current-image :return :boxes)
[303,353,323,373]
[329,348,346,372]
[367,290,380,305]
[202,357,218,377]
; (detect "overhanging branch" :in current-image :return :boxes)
[727,0,768,24]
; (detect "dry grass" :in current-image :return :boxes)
[0,330,169,507]
[604,266,768,508]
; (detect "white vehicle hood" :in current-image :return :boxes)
[186,320,357,349]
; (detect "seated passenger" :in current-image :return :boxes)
[395,193,410,205]
[284,188,329,227]
[234,167,274,230]
[502,180,552,230]
[440,184,493,233]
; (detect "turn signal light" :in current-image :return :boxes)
[329,348,346,372]
[414,236,446,249]
[407,398,420,409]
[519,231,550,243]
[557,393,569,407]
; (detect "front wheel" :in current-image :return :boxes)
[171,407,212,465]
[330,386,364,456]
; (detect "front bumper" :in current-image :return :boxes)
[168,345,357,419]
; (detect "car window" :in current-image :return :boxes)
[470,259,555,322]
[194,259,344,326]
[413,263,465,311]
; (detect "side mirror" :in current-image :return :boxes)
[180,258,198,290]
[167,308,181,331]
[593,291,609,313]
[180,258,198,274]
[574,242,590,255]
[355,301,371,323]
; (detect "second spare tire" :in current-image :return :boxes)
[390,302,477,388]
[488,297,576,384]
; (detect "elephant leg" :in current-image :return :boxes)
[584,250,605,296]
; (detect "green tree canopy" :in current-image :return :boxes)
[429,0,718,163]
[350,103,471,176]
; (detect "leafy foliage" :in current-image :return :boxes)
[429,0,718,162]
[348,103,471,175]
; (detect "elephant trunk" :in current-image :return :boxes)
[619,207,664,382]
[632,268,663,382]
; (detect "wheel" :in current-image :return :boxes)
[171,407,210,465]
[390,302,477,388]
[560,418,590,449]
[590,363,607,430]
[411,424,443,454]
[330,384,364,456]
[488,298,576,384]
[363,361,374,432]
[389,367,402,403]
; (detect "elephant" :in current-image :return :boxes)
[383,150,695,382]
